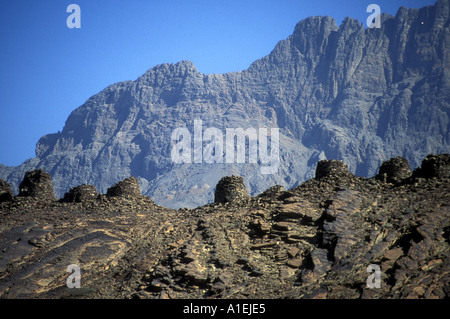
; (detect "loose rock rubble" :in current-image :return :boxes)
[0,154,449,299]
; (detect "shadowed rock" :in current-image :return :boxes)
[214,176,250,205]
[376,156,411,183]
[63,184,98,203]
[315,160,351,179]
[18,169,54,200]
[413,154,450,179]
[0,179,14,203]
[257,185,284,200]
[106,177,141,197]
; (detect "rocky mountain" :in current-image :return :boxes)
[0,154,448,299]
[1,0,449,208]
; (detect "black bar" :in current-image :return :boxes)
[0,299,446,317]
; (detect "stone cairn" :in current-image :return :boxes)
[214,175,251,205]
[18,169,54,201]
[413,154,450,179]
[106,177,141,197]
[0,179,14,203]
[63,184,98,203]
[376,156,411,183]
[315,159,351,179]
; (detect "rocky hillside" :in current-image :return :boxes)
[0,154,448,299]
[1,0,449,209]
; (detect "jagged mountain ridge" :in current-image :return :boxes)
[1,0,449,208]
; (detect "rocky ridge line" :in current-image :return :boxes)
[0,153,448,299]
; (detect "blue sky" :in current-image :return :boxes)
[0,0,437,166]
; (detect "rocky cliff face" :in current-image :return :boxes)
[1,0,449,208]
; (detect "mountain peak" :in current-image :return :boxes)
[139,60,199,81]
[0,0,448,210]
[293,15,338,36]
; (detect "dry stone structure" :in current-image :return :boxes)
[63,184,98,203]
[106,177,141,197]
[214,175,251,205]
[0,179,13,203]
[17,169,54,201]
[376,156,412,183]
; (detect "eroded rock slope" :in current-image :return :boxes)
[0,154,448,299]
